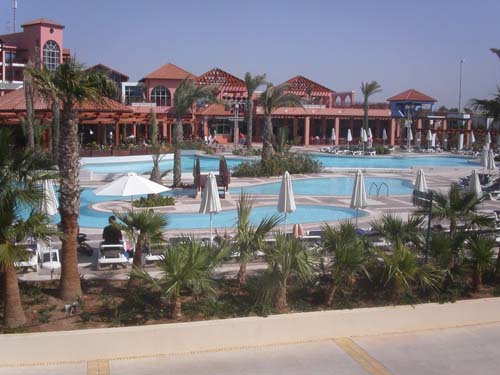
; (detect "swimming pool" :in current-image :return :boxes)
[313,154,477,169]
[231,177,413,196]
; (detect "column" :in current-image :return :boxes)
[293,117,298,139]
[203,117,208,137]
[334,117,340,146]
[114,121,120,146]
[465,119,472,146]
[390,119,396,146]
[321,118,326,142]
[304,116,310,146]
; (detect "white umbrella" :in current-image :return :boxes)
[458,133,464,151]
[414,169,428,193]
[470,130,476,145]
[331,128,336,143]
[367,128,373,147]
[199,172,222,245]
[347,129,353,148]
[350,169,367,228]
[408,127,413,142]
[470,170,482,198]
[485,132,492,149]
[94,172,170,198]
[431,133,436,148]
[382,128,388,144]
[361,128,368,152]
[41,179,59,216]
[277,171,296,233]
[487,149,496,172]
[426,130,433,148]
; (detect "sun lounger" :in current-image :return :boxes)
[145,242,168,263]
[14,243,40,272]
[97,243,127,270]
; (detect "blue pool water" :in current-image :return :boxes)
[231,177,413,196]
[82,153,477,175]
[314,154,477,169]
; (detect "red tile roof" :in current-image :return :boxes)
[255,106,392,118]
[284,75,334,96]
[21,18,64,28]
[0,88,131,112]
[196,68,246,91]
[196,103,232,116]
[143,63,195,80]
[387,89,436,102]
[86,64,129,81]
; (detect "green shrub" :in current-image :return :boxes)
[375,145,390,155]
[232,147,261,157]
[232,153,322,177]
[132,195,175,208]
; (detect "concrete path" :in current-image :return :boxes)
[3,323,499,374]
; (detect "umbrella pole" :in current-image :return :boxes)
[209,213,213,247]
[284,212,287,235]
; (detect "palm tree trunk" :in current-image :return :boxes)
[261,116,274,160]
[172,118,183,187]
[473,269,482,291]
[171,295,182,319]
[275,277,288,312]
[51,99,60,161]
[325,282,338,306]
[3,263,27,327]
[24,80,35,149]
[58,106,82,301]
[363,97,369,131]
[246,100,253,150]
[237,260,248,287]
[132,238,143,269]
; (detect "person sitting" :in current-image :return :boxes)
[102,216,123,244]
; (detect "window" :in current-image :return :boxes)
[124,85,144,105]
[151,86,171,107]
[42,40,60,71]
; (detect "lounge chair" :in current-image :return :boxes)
[97,243,127,270]
[14,243,40,272]
[39,242,61,271]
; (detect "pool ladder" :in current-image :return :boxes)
[368,182,389,197]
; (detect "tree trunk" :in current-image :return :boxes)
[472,269,482,291]
[237,260,248,287]
[132,238,143,269]
[246,100,253,150]
[58,106,82,301]
[51,99,60,161]
[172,118,183,187]
[275,278,288,312]
[24,80,35,149]
[325,281,338,306]
[3,264,27,328]
[171,295,182,319]
[261,116,274,160]
[363,97,369,131]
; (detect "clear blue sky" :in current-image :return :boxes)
[1,0,499,107]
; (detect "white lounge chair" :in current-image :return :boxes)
[15,243,40,272]
[97,243,127,270]
[39,243,61,271]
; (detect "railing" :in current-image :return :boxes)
[368,182,389,197]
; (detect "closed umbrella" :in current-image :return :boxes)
[485,132,492,149]
[367,128,373,147]
[347,129,353,149]
[350,169,367,228]
[414,169,428,193]
[331,128,336,145]
[431,133,436,148]
[199,172,222,245]
[382,128,388,145]
[41,179,59,216]
[361,129,368,152]
[426,130,433,149]
[458,133,464,151]
[470,170,482,198]
[277,171,296,233]
[408,128,413,142]
[487,149,496,172]
[94,172,170,198]
[470,130,476,146]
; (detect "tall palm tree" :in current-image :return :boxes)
[244,73,266,150]
[262,234,316,311]
[132,237,229,318]
[370,213,424,249]
[361,81,382,131]
[467,235,496,291]
[172,78,216,187]
[0,129,56,327]
[29,59,116,301]
[258,83,303,160]
[233,193,281,286]
[23,61,36,149]
[115,209,168,269]
[321,222,370,306]
[470,86,500,122]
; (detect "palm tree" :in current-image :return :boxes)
[361,81,382,132]
[172,78,216,187]
[244,73,266,150]
[321,222,370,306]
[233,193,281,286]
[23,61,36,149]
[370,213,424,249]
[467,235,496,291]
[470,86,500,122]
[29,59,116,301]
[132,237,229,318]
[262,234,316,311]
[258,83,303,160]
[114,209,168,269]
[0,129,56,327]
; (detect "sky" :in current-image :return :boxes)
[1,0,499,107]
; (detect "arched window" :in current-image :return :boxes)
[151,86,171,107]
[42,40,60,71]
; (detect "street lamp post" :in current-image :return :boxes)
[223,96,246,148]
[458,59,464,112]
[0,39,4,83]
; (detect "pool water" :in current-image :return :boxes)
[231,177,413,196]
[314,154,477,169]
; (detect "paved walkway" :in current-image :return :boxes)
[3,322,499,374]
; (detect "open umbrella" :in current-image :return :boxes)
[199,172,221,245]
[487,149,496,172]
[277,171,296,233]
[470,130,476,146]
[426,130,433,149]
[382,128,388,145]
[458,133,464,151]
[347,129,353,149]
[41,179,59,216]
[350,170,367,228]
[94,172,170,200]
[470,170,482,198]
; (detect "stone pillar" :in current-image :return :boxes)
[390,119,396,146]
[114,121,120,146]
[203,117,209,137]
[133,124,137,139]
[334,117,340,146]
[465,119,472,146]
[304,116,310,145]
